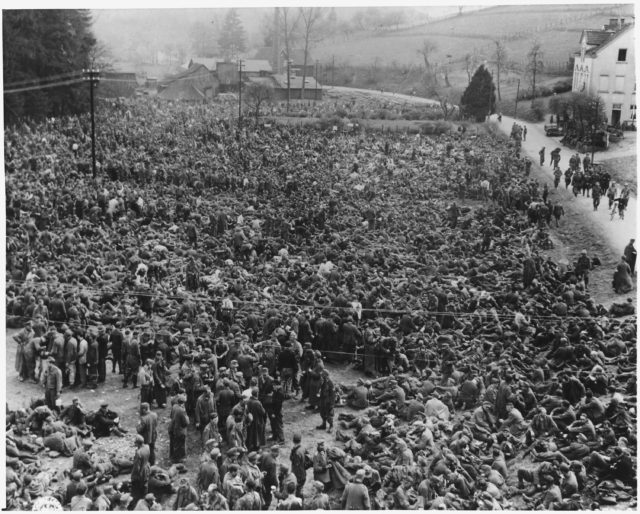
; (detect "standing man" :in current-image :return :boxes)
[260,445,280,509]
[63,329,78,389]
[245,388,267,452]
[76,332,88,388]
[152,351,168,408]
[289,433,306,497]
[138,359,155,406]
[575,250,593,289]
[195,386,216,440]
[44,356,63,411]
[169,395,189,463]
[539,147,545,166]
[96,326,109,384]
[136,402,158,465]
[317,369,335,432]
[267,379,285,444]
[341,469,371,510]
[624,239,637,276]
[123,331,141,389]
[109,323,124,374]
[523,126,527,141]
[131,435,151,505]
[592,181,602,211]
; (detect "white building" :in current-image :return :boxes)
[572,18,636,126]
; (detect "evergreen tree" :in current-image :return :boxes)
[460,64,496,122]
[3,9,96,123]
[218,9,246,62]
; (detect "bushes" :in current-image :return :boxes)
[420,120,454,135]
[552,79,572,94]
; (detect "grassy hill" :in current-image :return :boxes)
[313,4,634,69]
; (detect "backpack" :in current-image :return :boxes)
[303,449,314,470]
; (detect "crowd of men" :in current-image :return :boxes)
[5,96,637,510]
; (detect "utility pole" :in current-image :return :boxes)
[591,96,599,164]
[238,60,243,129]
[332,55,335,86]
[84,68,100,178]
[315,61,319,101]
[287,59,291,113]
[514,78,520,118]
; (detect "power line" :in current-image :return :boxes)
[4,71,84,89]
[4,78,85,95]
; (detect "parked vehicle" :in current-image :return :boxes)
[544,124,565,136]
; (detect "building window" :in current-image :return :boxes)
[615,76,625,92]
[617,48,627,62]
[598,75,609,92]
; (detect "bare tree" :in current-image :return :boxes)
[279,7,301,69]
[299,7,324,100]
[88,40,114,71]
[526,41,544,106]
[244,82,275,123]
[492,39,508,101]
[418,39,437,73]
[434,90,457,120]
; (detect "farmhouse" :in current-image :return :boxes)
[572,17,636,127]
[158,64,219,102]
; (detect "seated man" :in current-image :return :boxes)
[89,401,126,438]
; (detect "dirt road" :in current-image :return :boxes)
[494,114,637,259]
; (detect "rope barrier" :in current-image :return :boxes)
[7,276,621,323]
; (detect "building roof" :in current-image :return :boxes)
[158,82,205,102]
[281,48,314,65]
[271,74,321,90]
[186,57,225,70]
[583,29,615,47]
[581,22,634,57]
[162,64,212,85]
[253,47,313,66]
[242,60,273,73]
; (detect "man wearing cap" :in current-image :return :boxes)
[173,477,199,510]
[60,397,87,429]
[169,394,189,463]
[43,356,63,411]
[289,433,306,496]
[305,481,330,510]
[138,359,155,405]
[575,250,592,288]
[76,331,89,388]
[122,331,141,389]
[245,387,267,451]
[137,402,158,465]
[131,435,151,504]
[96,325,109,383]
[346,379,371,410]
[317,369,336,431]
[195,386,216,438]
[93,401,125,438]
[109,323,124,374]
[133,493,158,511]
[197,450,221,495]
[312,442,331,492]
[341,468,371,510]
[152,351,168,408]
[63,329,78,388]
[260,445,280,508]
[242,451,263,489]
[204,483,228,510]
